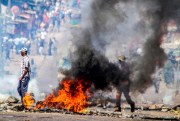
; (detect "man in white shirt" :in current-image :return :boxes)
[17,48,31,106]
[40,30,47,40]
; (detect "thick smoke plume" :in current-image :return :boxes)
[133,0,180,93]
[66,0,161,91]
[67,0,126,90]
[70,43,121,90]
[62,0,180,93]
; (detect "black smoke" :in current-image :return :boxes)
[61,0,180,93]
[160,0,180,24]
[70,40,122,90]
[133,0,180,93]
[69,0,152,91]
[66,0,126,90]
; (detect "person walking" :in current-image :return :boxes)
[115,55,135,113]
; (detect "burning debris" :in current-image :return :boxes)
[0,99,180,120]
[28,0,180,113]
[1,0,180,120]
[35,79,90,113]
[23,93,35,109]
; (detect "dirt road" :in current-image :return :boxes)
[0,112,145,121]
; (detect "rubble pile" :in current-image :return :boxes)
[0,96,179,120]
[171,105,180,118]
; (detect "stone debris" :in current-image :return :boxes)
[171,104,180,119]
[98,110,112,116]
[0,103,8,110]
[0,104,179,120]
[148,104,165,110]
[0,98,5,104]
[172,104,180,111]
[0,96,179,120]
[161,107,169,112]
[5,110,14,113]
[149,104,157,110]
[6,96,19,104]
[141,115,179,120]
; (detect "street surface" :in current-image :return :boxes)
[0,112,143,121]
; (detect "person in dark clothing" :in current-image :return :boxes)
[168,51,177,67]
[164,59,174,85]
[54,10,61,32]
[3,39,11,60]
[115,55,135,113]
[152,67,162,93]
[48,39,53,56]
[38,39,45,55]
[61,9,65,23]
[163,51,176,86]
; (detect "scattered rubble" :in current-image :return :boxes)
[0,98,4,104]
[149,104,165,110]
[161,107,169,112]
[141,116,179,120]
[0,103,8,110]
[0,96,179,120]
[6,96,19,104]
[171,104,180,119]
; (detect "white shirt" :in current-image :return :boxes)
[21,55,31,78]
[41,31,47,40]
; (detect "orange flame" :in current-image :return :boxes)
[23,93,35,109]
[36,79,90,113]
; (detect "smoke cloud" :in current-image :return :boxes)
[0,75,19,100]
[67,0,126,90]
[0,75,41,100]
[63,0,161,92]
[59,0,180,94]
[133,0,180,93]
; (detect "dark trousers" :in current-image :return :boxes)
[17,77,30,98]
[116,81,135,108]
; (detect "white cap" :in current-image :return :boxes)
[19,48,28,53]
